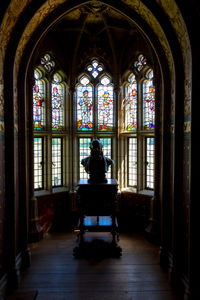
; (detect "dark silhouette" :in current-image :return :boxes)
[81,139,113,183]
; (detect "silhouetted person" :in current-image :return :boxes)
[81,139,113,183]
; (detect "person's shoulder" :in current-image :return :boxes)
[81,156,90,164]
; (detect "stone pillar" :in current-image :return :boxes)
[28,76,43,243]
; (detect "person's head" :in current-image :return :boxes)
[90,139,103,157]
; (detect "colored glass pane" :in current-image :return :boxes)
[33,76,45,130]
[134,54,147,72]
[51,82,64,131]
[146,137,154,189]
[143,74,155,130]
[77,77,93,131]
[128,138,137,186]
[99,138,112,178]
[34,137,43,190]
[124,74,137,131]
[79,138,91,179]
[98,76,114,131]
[87,59,104,78]
[41,54,55,72]
[52,138,62,187]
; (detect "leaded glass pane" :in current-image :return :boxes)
[41,54,55,72]
[52,138,62,187]
[79,138,91,179]
[92,71,98,78]
[134,54,147,72]
[33,77,45,130]
[99,138,112,178]
[77,77,93,131]
[143,74,155,130]
[146,137,154,189]
[34,137,43,190]
[52,82,64,131]
[98,76,114,131]
[87,59,104,78]
[124,74,137,131]
[128,138,137,186]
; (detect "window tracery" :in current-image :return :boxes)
[134,54,147,72]
[41,53,55,72]
[87,59,104,78]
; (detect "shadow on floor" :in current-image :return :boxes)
[73,238,122,259]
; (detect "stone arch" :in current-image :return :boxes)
[0,0,193,295]
[0,0,192,126]
[0,0,191,228]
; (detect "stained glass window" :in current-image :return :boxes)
[79,138,91,179]
[34,137,44,190]
[33,69,45,130]
[128,138,137,186]
[52,73,64,131]
[143,69,155,130]
[41,54,55,72]
[87,59,104,78]
[77,76,93,131]
[98,76,114,131]
[52,138,63,187]
[99,138,112,178]
[134,54,147,72]
[124,57,155,191]
[146,137,154,189]
[124,73,137,131]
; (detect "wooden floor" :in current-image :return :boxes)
[13,232,180,300]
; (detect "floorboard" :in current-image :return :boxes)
[12,232,180,300]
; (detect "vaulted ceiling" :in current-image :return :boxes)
[37,2,151,79]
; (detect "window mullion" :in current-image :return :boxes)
[137,80,142,192]
[47,80,52,191]
[94,84,97,134]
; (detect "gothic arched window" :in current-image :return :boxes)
[97,75,114,131]
[124,73,137,131]
[33,54,67,191]
[123,54,155,191]
[143,69,155,130]
[76,75,93,131]
[51,73,65,131]
[32,53,155,194]
[33,69,46,131]
[76,59,115,180]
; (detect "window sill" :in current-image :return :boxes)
[52,186,69,194]
[34,190,51,197]
[34,187,69,197]
[121,187,137,193]
[139,189,154,197]
[121,187,154,197]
